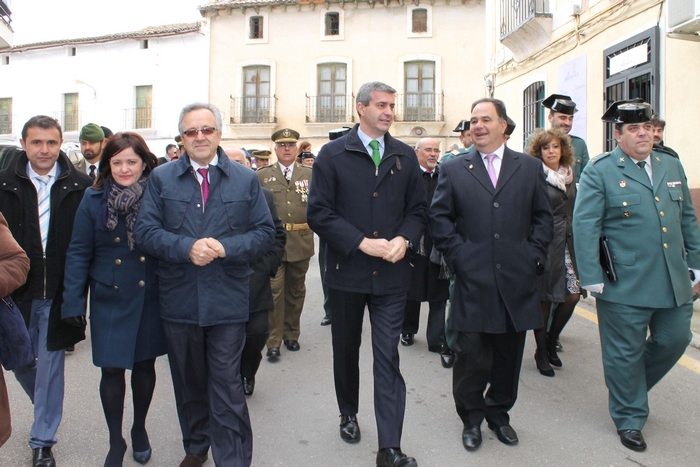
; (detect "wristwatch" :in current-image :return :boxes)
[402,236,412,250]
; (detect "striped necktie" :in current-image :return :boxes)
[36,175,52,251]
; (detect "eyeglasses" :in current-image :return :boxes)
[277,143,296,148]
[182,127,216,138]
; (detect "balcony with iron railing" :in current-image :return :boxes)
[394,92,444,122]
[50,111,82,133]
[0,112,12,135]
[305,94,354,123]
[0,0,12,48]
[229,95,277,124]
[500,0,552,61]
[124,107,154,130]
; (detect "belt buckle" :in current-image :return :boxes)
[285,223,293,231]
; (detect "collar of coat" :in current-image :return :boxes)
[1,151,89,188]
[174,147,231,178]
[344,124,407,159]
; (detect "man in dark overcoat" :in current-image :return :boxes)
[400,137,453,368]
[430,98,552,453]
[225,146,286,396]
[307,81,426,467]
[0,115,91,467]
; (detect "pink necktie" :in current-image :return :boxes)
[197,168,209,206]
[485,154,498,188]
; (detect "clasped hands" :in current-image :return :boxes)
[359,236,407,264]
[189,238,226,266]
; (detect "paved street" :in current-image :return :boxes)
[3,246,700,466]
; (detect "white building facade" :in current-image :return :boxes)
[0,22,209,153]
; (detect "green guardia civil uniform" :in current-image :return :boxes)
[573,146,700,431]
[570,135,589,182]
[439,147,467,164]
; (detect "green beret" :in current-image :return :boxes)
[79,123,105,142]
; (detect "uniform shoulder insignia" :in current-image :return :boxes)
[450,149,460,156]
[590,152,610,164]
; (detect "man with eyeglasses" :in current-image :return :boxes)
[134,103,275,467]
[257,128,314,359]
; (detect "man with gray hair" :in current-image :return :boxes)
[135,103,275,467]
[308,81,426,467]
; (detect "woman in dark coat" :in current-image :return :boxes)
[526,128,581,377]
[62,133,166,467]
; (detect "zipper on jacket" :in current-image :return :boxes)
[42,252,47,299]
[375,166,378,177]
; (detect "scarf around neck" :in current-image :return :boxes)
[102,177,147,251]
[542,163,573,192]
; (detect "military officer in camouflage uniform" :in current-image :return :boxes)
[257,129,314,358]
[573,99,700,453]
[440,120,474,164]
[541,94,589,181]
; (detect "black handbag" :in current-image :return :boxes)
[0,296,34,371]
[599,236,618,283]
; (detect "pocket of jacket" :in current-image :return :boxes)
[161,194,189,230]
[221,192,251,231]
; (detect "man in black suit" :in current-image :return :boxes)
[307,81,426,467]
[430,98,552,453]
[225,147,286,396]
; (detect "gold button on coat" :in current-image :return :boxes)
[140,256,146,262]
[138,281,146,287]
[115,259,122,265]
[660,211,665,217]
[114,237,121,243]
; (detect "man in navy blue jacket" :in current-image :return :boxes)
[134,103,274,467]
[307,82,426,467]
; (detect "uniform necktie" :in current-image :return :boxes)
[637,160,651,184]
[35,175,52,251]
[88,164,96,180]
[284,167,291,182]
[485,153,498,188]
[197,168,209,207]
[369,140,381,167]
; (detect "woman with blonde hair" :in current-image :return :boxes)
[526,128,581,377]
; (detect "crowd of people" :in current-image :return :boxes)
[0,81,698,467]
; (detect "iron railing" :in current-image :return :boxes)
[0,0,11,27]
[305,94,354,123]
[0,112,11,135]
[124,107,154,129]
[50,111,81,132]
[394,92,444,122]
[500,0,550,39]
[229,95,277,124]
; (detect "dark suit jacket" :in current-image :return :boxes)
[430,146,553,333]
[248,187,286,314]
[307,124,427,295]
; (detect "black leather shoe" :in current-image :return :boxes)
[462,425,482,451]
[243,376,255,396]
[488,423,519,445]
[376,448,417,467]
[133,446,152,464]
[284,339,300,351]
[266,347,280,359]
[546,339,562,367]
[554,340,563,351]
[618,430,646,452]
[400,334,414,346]
[339,414,361,443]
[535,351,555,377]
[32,447,56,467]
[440,349,455,368]
[179,453,208,467]
[321,316,332,326]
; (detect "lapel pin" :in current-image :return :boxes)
[620,157,625,163]
[655,157,661,162]
[619,180,626,188]
[469,164,474,169]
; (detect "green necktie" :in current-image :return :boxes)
[369,140,381,167]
